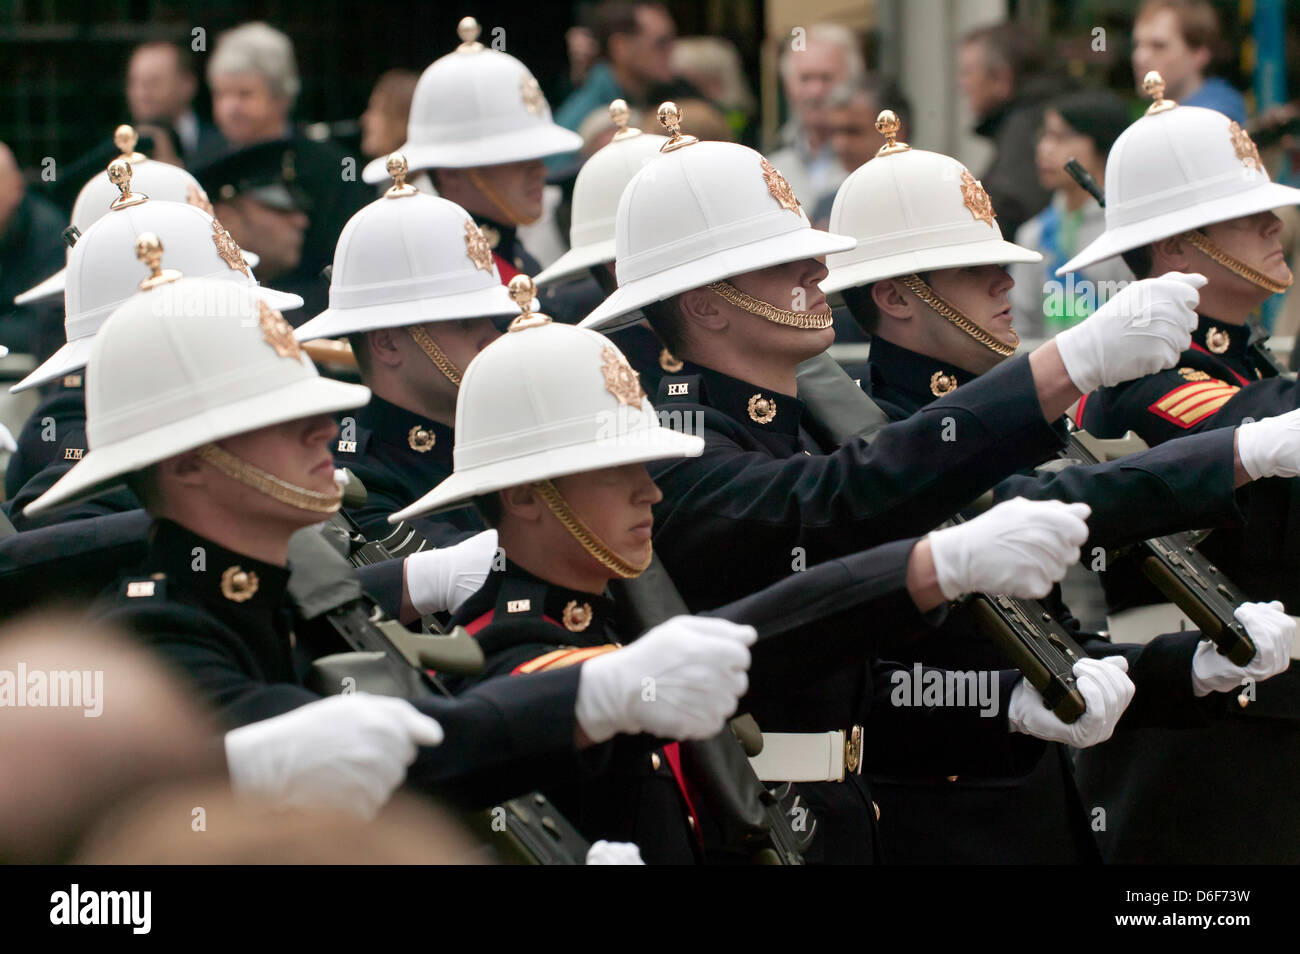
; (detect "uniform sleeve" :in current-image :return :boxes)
[652,355,1065,607]
[1080,632,1222,730]
[862,665,1045,777]
[8,460,142,532]
[1084,371,1300,446]
[994,425,1244,550]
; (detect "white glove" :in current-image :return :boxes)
[1054,272,1206,392]
[928,498,1091,600]
[1008,655,1135,747]
[586,841,647,864]
[404,529,499,615]
[575,615,755,744]
[1236,410,1300,480]
[1191,600,1295,696]
[224,693,445,819]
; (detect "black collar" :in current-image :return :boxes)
[668,360,806,438]
[1191,313,1252,359]
[866,338,981,413]
[355,393,454,466]
[453,559,620,636]
[147,518,291,622]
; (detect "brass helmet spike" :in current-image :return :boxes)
[113,124,147,163]
[135,232,183,291]
[384,152,420,198]
[456,16,484,52]
[609,99,641,141]
[107,159,148,210]
[1143,71,1176,114]
[657,102,699,152]
[506,274,551,331]
[874,109,910,156]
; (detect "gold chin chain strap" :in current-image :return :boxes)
[532,479,651,579]
[897,273,1018,358]
[466,168,541,227]
[407,324,463,387]
[706,280,834,330]
[197,443,343,514]
[1182,230,1293,295]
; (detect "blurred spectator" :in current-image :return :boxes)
[576,96,732,156]
[559,26,601,99]
[1132,0,1246,123]
[555,2,682,131]
[126,41,225,167]
[1009,91,1134,340]
[671,37,756,142]
[0,143,65,357]
[813,74,911,225]
[77,784,486,864]
[959,22,1065,239]
[769,23,864,215]
[360,69,419,160]
[0,616,222,862]
[203,22,367,317]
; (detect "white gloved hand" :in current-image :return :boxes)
[1191,600,1295,696]
[1054,272,1206,393]
[404,529,499,615]
[1235,410,1300,480]
[575,615,755,744]
[1008,655,1135,747]
[224,693,445,820]
[586,840,647,864]
[928,498,1091,600]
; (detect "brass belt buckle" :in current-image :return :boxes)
[844,724,863,776]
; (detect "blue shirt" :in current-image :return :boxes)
[1183,76,1248,125]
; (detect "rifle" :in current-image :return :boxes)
[795,351,1090,722]
[1060,428,1257,665]
[292,489,592,865]
[611,559,815,865]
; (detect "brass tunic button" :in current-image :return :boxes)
[651,752,661,771]
[562,600,592,632]
[220,565,259,602]
[1206,326,1230,354]
[747,394,776,424]
[658,348,683,373]
[930,371,958,397]
[408,425,436,452]
[946,775,959,782]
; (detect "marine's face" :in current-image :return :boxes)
[551,463,662,574]
[911,264,1016,374]
[724,257,835,360]
[469,160,547,225]
[215,197,308,279]
[405,317,500,398]
[1197,211,1292,296]
[204,414,341,525]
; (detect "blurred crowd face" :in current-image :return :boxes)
[0,143,23,234]
[828,92,884,173]
[127,44,196,125]
[610,4,676,87]
[214,197,308,278]
[784,40,852,122]
[211,72,289,146]
[1132,9,1210,99]
[1035,109,1100,192]
[958,39,1012,119]
[360,88,407,159]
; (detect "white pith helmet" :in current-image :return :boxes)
[296,152,520,341]
[579,104,856,333]
[822,110,1041,294]
[13,125,257,306]
[12,162,301,394]
[25,277,369,517]
[391,282,702,522]
[1060,72,1300,274]
[533,100,668,287]
[360,17,582,184]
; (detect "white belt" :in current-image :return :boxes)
[748,726,862,783]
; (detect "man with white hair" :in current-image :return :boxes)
[204,22,366,312]
[768,22,864,215]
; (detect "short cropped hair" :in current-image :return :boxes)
[208,22,301,103]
